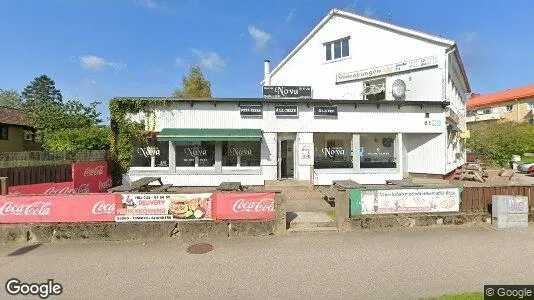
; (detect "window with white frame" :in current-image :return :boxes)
[363,78,386,101]
[360,133,397,169]
[222,141,261,167]
[324,37,350,62]
[175,142,215,167]
[313,133,353,169]
[131,133,169,167]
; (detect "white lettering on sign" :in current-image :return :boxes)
[84,166,104,177]
[229,146,253,156]
[137,147,160,157]
[336,56,439,83]
[275,86,299,97]
[322,147,345,157]
[91,201,115,215]
[184,147,207,157]
[232,198,275,213]
[0,201,52,216]
[43,184,90,195]
[98,178,113,191]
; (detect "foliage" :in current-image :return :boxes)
[22,75,63,107]
[467,121,534,166]
[172,65,212,98]
[0,89,23,108]
[42,126,110,152]
[418,292,483,300]
[25,100,102,134]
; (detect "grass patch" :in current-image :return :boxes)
[326,209,335,219]
[419,292,483,300]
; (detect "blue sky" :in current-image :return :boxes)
[1,0,533,122]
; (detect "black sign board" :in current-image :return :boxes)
[275,105,298,116]
[240,105,263,116]
[314,106,338,117]
[263,86,312,99]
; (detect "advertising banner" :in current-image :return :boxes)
[116,193,213,222]
[72,161,111,193]
[0,194,119,223]
[349,187,461,216]
[211,193,276,220]
[8,181,79,195]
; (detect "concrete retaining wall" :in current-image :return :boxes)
[0,220,276,245]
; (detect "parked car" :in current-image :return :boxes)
[517,162,534,173]
[528,165,534,175]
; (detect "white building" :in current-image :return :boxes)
[121,8,471,186]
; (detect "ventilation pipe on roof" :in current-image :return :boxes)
[264,60,271,86]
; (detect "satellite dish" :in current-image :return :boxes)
[392,79,406,100]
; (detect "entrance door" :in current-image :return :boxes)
[280,140,294,178]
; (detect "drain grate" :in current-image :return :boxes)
[186,243,213,254]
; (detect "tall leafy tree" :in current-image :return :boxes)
[25,100,102,133]
[172,65,212,98]
[0,89,24,108]
[22,75,63,107]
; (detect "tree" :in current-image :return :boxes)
[0,89,23,108]
[42,126,110,152]
[172,66,212,98]
[25,100,102,134]
[467,121,534,166]
[22,75,63,107]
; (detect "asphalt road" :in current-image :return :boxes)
[1,225,533,300]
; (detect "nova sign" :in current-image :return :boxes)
[263,86,312,99]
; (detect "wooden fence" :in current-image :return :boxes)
[461,186,534,212]
[0,164,72,187]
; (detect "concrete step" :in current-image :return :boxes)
[288,227,339,233]
[290,221,336,229]
[288,211,335,229]
[265,180,312,188]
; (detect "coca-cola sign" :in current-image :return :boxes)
[322,147,345,157]
[212,193,276,220]
[8,182,76,195]
[0,194,119,223]
[98,178,113,192]
[84,166,104,177]
[45,184,90,195]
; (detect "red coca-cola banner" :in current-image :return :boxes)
[0,194,119,223]
[8,182,76,195]
[72,161,111,193]
[211,193,276,220]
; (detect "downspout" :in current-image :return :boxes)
[444,46,456,175]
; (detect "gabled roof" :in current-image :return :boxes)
[0,106,29,127]
[261,8,470,91]
[466,85,534,109]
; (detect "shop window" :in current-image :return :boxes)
[325,37,350,62]
[222,141,261,167]
[176,142,215,167]
[0,126,8,140]
[363,78,386,101]
[360,133,397,169]
[131,133,169,167]
[313,133,353,169]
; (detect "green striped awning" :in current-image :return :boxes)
[156,128,263,142]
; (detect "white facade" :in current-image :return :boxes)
[122,9,471,187]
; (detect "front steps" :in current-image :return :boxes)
[287,211,338,233]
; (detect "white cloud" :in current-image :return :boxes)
[465,31,477,42]
[138,0,174,14]
[79,55,125,71]
[286,9,295,22]
[191,49,226,72]
[175,57,183,66]
[247,25,272,52]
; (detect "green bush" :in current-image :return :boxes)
[42,126,110,152]
[467,121,534,166]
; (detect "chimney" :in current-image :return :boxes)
[264,60,271,85]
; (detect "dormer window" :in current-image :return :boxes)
[325,37,350,62]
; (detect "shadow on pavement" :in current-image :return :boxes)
[7,243,42,257]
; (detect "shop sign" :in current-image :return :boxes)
[322,147,345,157]
[299,143,313,165]
[137,146,161,157]
[349,187,461,216]
[116,193,213,222]
[314,106,338,117]
[240,105,263,116]
[211,193,276,220]
[0,194,119,223]
[72,161,111,193]
[228,146,253,156]
[184,147,208,157]
[336,56,439,83]
[275,105,298,116]
[263,86,312,99]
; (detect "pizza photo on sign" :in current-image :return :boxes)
[168,194,212,220]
